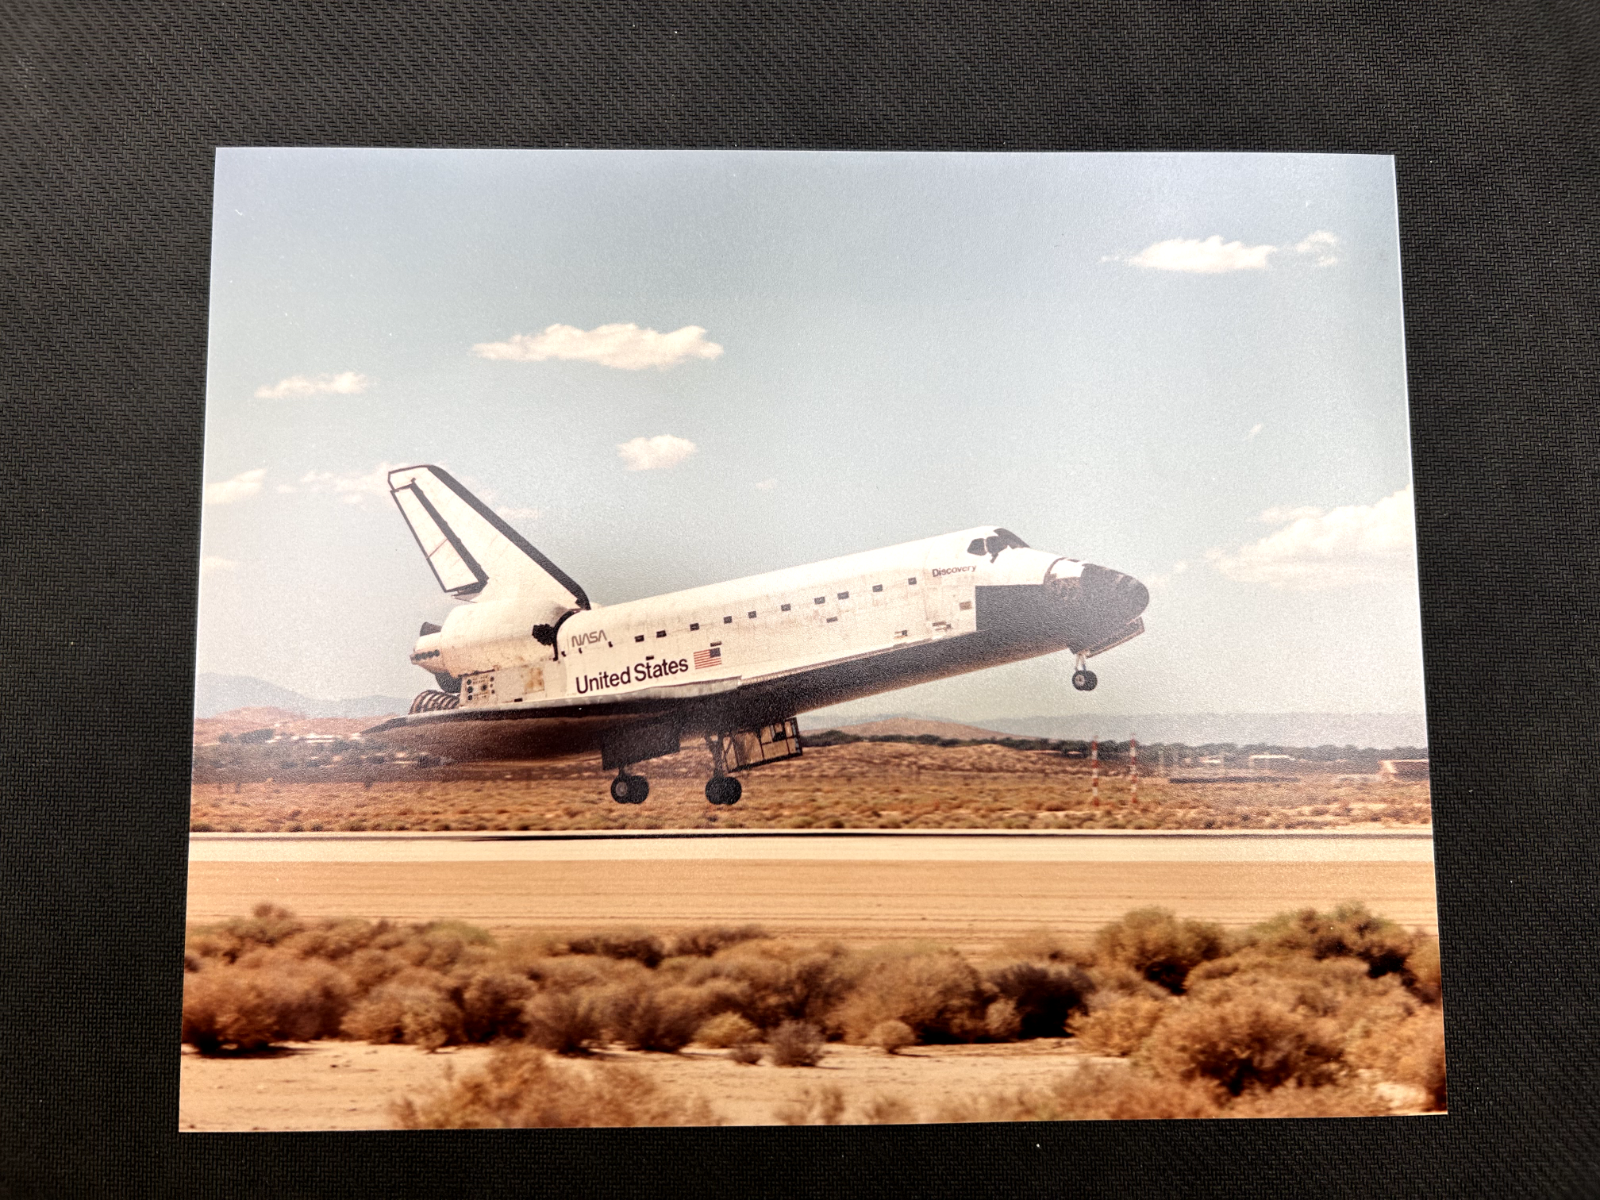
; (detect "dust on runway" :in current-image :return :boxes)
[186,831,1437,945]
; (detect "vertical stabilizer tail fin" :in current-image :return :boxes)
[387,465,589,609]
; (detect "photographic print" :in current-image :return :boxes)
[183,149,1442,1129]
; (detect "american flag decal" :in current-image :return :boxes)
[693,646,722,670]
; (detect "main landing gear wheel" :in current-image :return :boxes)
[706,775,743,806]
[1072,669,1098,692]
[610,773,649,804]
[702,732,742,805]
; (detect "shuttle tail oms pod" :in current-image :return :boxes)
[387,465,590,623]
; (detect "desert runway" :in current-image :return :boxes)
[187,830,1438,943]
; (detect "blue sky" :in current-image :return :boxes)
[198,149,1424,720]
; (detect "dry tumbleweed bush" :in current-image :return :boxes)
[184,903,1447,1120]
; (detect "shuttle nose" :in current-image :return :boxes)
[1045,561,1149,648]
[1079,563,1150,625]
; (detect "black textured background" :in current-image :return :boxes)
[3,3,1597,1196]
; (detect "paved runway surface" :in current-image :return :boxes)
[189,829,1433,862]
[187,831,1437,943]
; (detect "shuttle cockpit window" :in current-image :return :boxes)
[971,528,1030,562]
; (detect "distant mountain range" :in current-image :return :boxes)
[196,674,1426,749]
[194,673,410,719]
[803,711,1428,749]
[824,718,1019,741]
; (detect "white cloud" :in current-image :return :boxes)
[254,371,370,399]
[1207,485,1416,590]
[1257,504,1326,524]
[1294,230,1340,267]
[199,555,237,575]
[1127,235,1278,273]
[495,505,541,522]
[203,467,266,505]
[298,462,400,505]
[1117,230,1340,274]
[1247,423,1264,440]
[618,435,698,472]
[753,478,778,492]
[472,323,723,370]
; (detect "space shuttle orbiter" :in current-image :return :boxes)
[367,465,1148,806]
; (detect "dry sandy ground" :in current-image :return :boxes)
[185,858,1438,946]
[182,832,1440,1131]
[189,741,1431,833]
[176,1040,1120,1131]
[180,1041,1102,1130]
[179,1039,1427,1132]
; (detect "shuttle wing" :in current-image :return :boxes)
[363,676,746,761]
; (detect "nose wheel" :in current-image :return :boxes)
[1072,652,1098,692]
[610,772,649,804]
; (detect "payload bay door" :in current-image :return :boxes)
[922,566,978,639]
[728,718,802,771]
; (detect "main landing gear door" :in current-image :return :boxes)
[601,722,681,771]
[728,719,803,771]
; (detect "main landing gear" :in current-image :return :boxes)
[1071,651,1098,692]
[703,733,743,806]
[608,734,746,806]
[610,772,649,804]
[706,776,742,805]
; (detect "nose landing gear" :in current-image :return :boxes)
[1071,651,1098,692]
[703,733,743,805]
[610,772,649,804]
